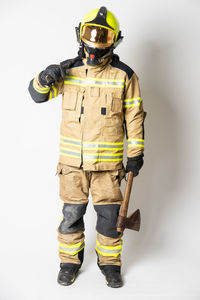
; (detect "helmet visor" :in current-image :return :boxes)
[81,25,115,48]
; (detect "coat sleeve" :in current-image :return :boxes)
[124,73,145,158]
[28,74,64,103]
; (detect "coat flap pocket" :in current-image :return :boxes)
[106,93,123,113]
[57,162,73,175]
[112,98,123,112]
[63,90,77,110]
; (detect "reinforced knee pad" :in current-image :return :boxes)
[59,203,88,234]
[94,204,121,238]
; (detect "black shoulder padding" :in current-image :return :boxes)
[28,79,49,103]
[72,60,84,68]
[60,58,84,70]
[110,55,134,80]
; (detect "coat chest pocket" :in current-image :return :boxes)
[63,90,78,110]
[112,97,123,113]
[106,93,123,114]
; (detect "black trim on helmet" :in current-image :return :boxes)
[113,30,123,49]
[85,6,114,30]
[75,22,81,43]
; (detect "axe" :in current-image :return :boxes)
[116,171,141,233]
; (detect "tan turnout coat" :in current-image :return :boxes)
[33,56,144,171]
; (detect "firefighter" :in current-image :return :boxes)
[28,6,144,288]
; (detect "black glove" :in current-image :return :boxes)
[38,64,62,87]
[126,154,144,177]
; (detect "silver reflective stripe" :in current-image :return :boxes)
[83,154,123,159]
[65,78,83,84]
[65,77,124,87]
[96,245,121,254]
[60,149,81,157]
[124,99,141,105]
[33,79,50,94]
[83,143,123,149]
[50,87,55,98]
[59,242,85,253]
[60,138,81,146]
[128,140,144,146]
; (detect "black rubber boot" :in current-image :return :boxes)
[57,263,81,286]
[57,248,84,286]
[99,265,123,288]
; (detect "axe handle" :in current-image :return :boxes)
[117,171,134,232]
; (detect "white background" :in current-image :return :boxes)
[0,0,200,299]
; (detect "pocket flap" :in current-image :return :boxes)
[63,90,77,110]
[106,93,123,113]
[57,163,72,175]
[112,98,123,112]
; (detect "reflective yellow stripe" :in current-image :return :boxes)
[33,78,50,94]
[60,241,84,249]
[83,147,123,151]
[83,152,123,162]
[65,76,124,83]
[53,86,57,97]
[96,239,123,250]
[127,138,144,148]
[95,240,122,257]
[60,147,80,154]
[60,147,81,159]
[60,136,82,142]
[83,141,123,151]
[83,152,123,156]
[59,136,124,160]
[59,152,81,159]
[128,138,144,142]
[49,91,52,100]
[64,76,125,88]
[84,158,123,162]
[123,97,142,108]
[49,85,57,100]
[59,241,85,255]
[60,142,81,149]
[83,141,123,145]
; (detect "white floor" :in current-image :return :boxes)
[1,222,199,300]
[0,253,199,300]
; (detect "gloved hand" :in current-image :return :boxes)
[126,154,144,177]
[38,64,62,87]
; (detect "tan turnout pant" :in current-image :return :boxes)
[57,163,125,266]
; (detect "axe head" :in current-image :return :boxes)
[126,209,141,231]
[116,209,141,232]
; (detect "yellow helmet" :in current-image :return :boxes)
[76,7,123,49]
